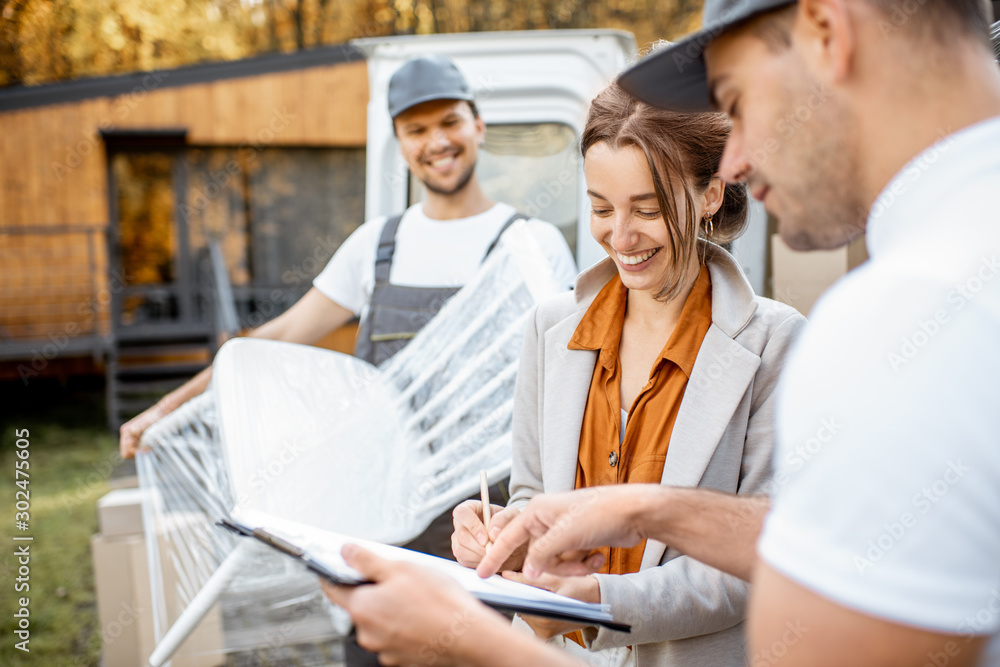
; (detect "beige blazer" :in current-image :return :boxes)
[509,243,806,667]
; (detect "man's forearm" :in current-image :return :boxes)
[157,365,213,414]
[120,364,215,458]
[457,619,584,667]
[634,487,769,582]
[155,309,276,416]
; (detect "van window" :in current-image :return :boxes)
[409,123,580,258]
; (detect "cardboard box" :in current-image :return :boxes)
[92,494,225,667]
[96,487,146,538]
[91,533,155,667]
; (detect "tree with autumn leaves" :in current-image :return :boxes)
[0,0,702,88]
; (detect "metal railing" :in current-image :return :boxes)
[0,224,112,360]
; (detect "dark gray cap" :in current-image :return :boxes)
[618,0,796,112]
[387,54,475,119]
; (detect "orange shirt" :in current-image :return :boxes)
[569,265,713,576]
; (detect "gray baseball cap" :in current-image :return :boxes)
[387,55,475,119]
[618,0,796,112]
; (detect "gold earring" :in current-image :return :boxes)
[703,212,714,239]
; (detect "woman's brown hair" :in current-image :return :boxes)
[581,82,748,301]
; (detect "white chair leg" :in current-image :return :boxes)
[147,540,251,667]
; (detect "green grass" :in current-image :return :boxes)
[1,382,117,666]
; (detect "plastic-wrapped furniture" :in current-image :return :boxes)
[137,223,561,665]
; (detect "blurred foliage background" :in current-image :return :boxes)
[0,0,704,88]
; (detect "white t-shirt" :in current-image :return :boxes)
[313,202,578,318]
[759,117,1000,665]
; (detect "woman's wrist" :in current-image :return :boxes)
[582,574,602,603]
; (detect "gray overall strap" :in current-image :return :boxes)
[354,210,528,366]
[374,213,404,285]
[482,212,528,261]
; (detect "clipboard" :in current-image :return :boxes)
[216,517,630,633]
[218,518,365,586]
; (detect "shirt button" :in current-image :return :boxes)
[609,452,618,467]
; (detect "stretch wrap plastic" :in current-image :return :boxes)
[136,222,561,660]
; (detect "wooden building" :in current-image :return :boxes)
[0,45,370,426]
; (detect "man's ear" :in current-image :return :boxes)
[795,0,856,83]
[474,114,487,144]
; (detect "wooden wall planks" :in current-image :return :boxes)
[0,59,368,345]
[1,60,367,227]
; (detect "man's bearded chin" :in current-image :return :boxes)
[422,161,477,196]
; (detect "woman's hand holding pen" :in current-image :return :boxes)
[476,487,652,580]
[451,500,526,570]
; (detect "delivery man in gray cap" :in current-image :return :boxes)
[323,2,1000,666]
[120,54,576,456]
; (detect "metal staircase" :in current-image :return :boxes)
[105,327,217,430]
[106,241,238,430]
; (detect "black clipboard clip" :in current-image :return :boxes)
[216,519,367,587]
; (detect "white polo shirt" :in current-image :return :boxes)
[759,117,1000,665]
